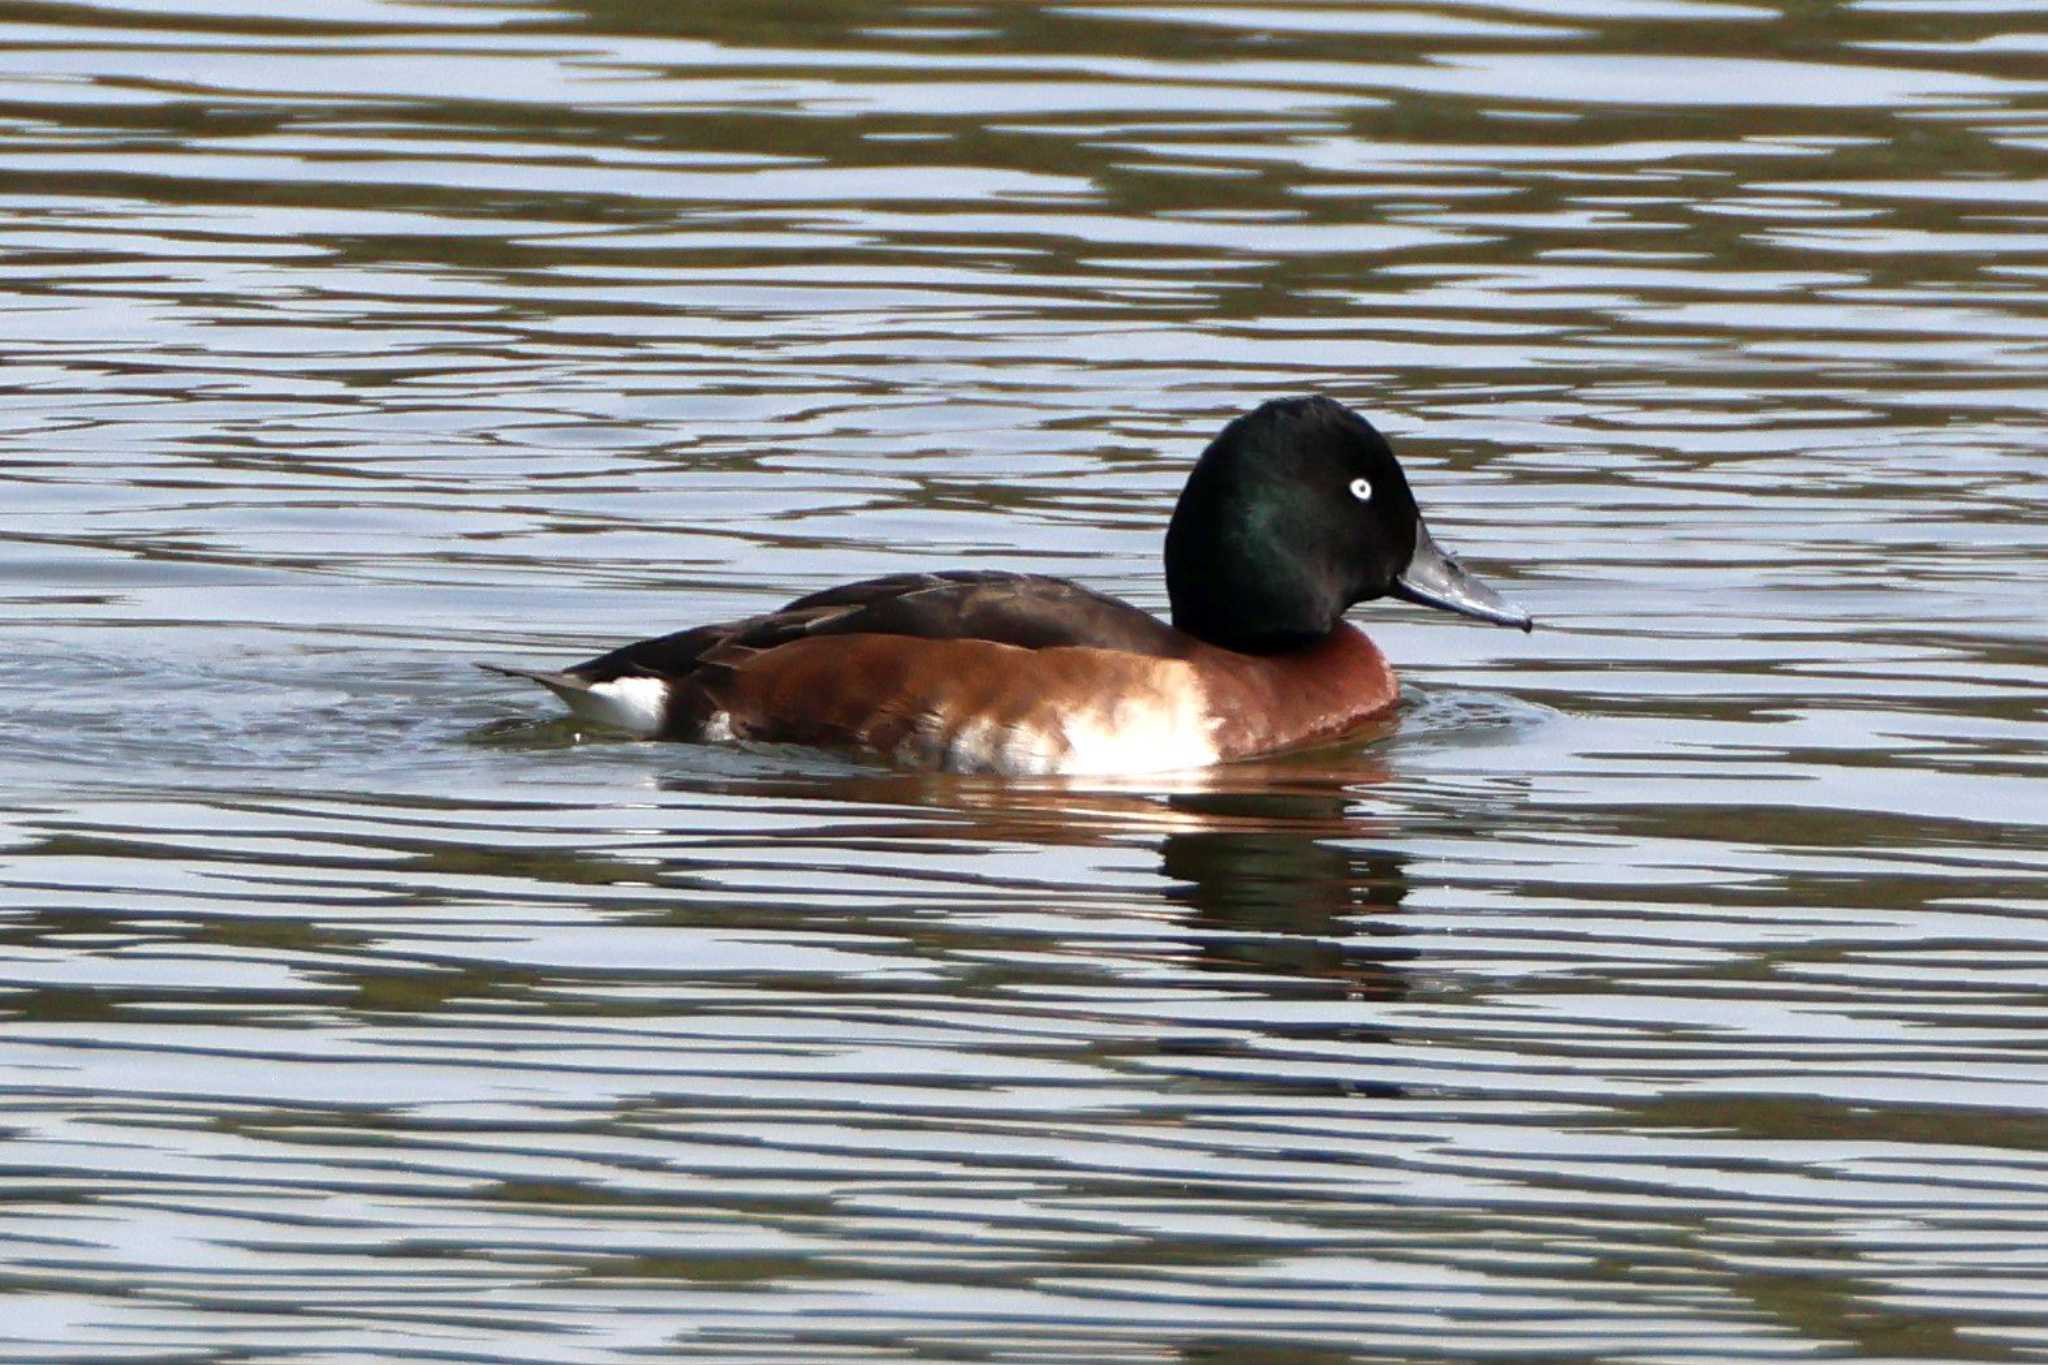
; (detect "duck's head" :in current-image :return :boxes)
[1164,396,1533,654]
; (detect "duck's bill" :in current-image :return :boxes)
[1393,520,1534,632]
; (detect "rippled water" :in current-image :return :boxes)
[4,0,2047,1360]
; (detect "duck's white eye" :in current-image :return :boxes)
[1349,477,1373,502]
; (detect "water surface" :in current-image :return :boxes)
[3,1,2048,1360]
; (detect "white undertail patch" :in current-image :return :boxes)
[568,676,671,736]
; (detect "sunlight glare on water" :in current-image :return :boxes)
[2,0,2047,1360]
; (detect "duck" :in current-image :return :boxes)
[483,395,1532,776]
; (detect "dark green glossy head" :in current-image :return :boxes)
[1164,396,1531,653]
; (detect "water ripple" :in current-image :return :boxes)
[3,0,2047,1360]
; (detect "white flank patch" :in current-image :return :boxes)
[1055,692,1220,776]
[888,715,1055,777]
[925,691,1219,776]
[933,716,1065,778]
[938,717,999,774]
[887,668,1222,778]
[997,723,1065,777]
[567,676,670,736]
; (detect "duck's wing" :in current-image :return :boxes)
[566,570,1187,683]
[785,571,1186,654]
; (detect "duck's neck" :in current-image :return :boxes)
[1173,611,1332,656]
[1164,478,1348,656]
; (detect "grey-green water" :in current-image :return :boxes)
[3,1,2047,1360]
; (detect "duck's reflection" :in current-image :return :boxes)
[1159,790,1414,1002]
[659,736,1417,1006]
